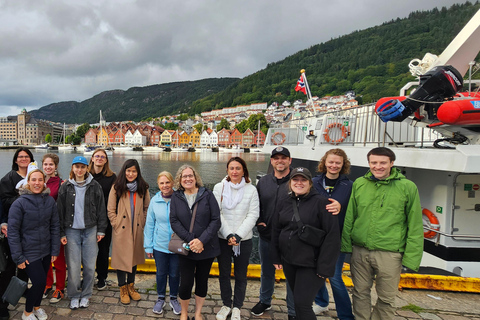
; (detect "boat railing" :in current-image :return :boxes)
[266,104,444,148]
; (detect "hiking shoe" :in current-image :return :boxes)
[216,306,232,320]
[70,298,80,309]
[231,307,241,320]
[79,297,90,308]
[33,308,48,320]
[169,298,181,315]
[97,278,107,291]
[251,302,271,316]
[49,289,64,303]
[42,287,52,299]
[312,304,328,315]
[153,298,165,314]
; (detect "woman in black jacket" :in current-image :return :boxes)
[170,165,221,320]
[271,167,340,320]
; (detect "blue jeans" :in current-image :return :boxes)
[315,252,354,320]
[153,250,179,299]
[65,227,98,299]
[259,237,295,316]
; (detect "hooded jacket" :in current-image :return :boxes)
[7,187,60,265]
[341,167,423,271]
[271,188,340,277]
[0,170,22,224]
[144,191,173,254]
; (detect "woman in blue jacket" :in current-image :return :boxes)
[8,165,60,320]
[144,171,181,315]
[312,148,354,320]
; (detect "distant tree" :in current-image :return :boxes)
[177,114,189,121]
[165,122,179,130]
[76,123,91,138]
[193,123,204,133]
[45,134,52,143]
[216,118,230,131]
[235,120,247,133]
[72,135,82,145]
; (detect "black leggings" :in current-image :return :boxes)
[24,256,51,313]
[282,261,325,320]
[178,256,214,300]
[116,265,137,287]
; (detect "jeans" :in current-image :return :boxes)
[24,256,51,313]
[65,227,98,299]
[258,237,295,316]
[153,250,179,299]
[314,252,354,320]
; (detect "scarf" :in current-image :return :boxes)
[127,180,138,192]
[222,177,246,210]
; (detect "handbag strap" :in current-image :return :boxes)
[188,203,198,233]
[291,198,304,230]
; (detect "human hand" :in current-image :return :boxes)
[61,237,67,245]
[189,238,204,253]
[146,253,154,259]
[97,235,104,242]
[326,199,341,215]
[1,225,7,237]
[51,256,57,263]
[18,260,29,269]
[273,264,282,270]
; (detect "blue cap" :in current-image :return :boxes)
[72,156,88,166]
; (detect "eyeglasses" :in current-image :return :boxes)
[17,156,30,159]
[94,155,106,159]
[182,174,194,179]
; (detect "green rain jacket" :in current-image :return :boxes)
[341,167,424,271]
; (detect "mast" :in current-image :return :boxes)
[300,69,314,106]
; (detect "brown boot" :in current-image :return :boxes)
[120,285,130,304]
[127,283,141,301]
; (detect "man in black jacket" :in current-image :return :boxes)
[251,147,296,320]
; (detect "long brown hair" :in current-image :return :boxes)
[113,159,149,198]
[226,157,250,183]
[88,148,115,177]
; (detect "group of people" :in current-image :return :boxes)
[0,144,423,320]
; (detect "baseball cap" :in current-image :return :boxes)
[271,146,290,158]
[72,156,88,166]
[290,167,312,181]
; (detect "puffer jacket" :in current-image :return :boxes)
[144,191,173,254]
[271,188,340,277]
[213,178,259,240]
[7,187,60,265]
[341,167,424,271]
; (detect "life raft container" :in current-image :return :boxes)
[422,208,440,239]
[323,123,348,145]
[271,132,286,145]
[437,98,480,126]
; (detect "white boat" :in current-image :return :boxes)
[34,143,49,150]
[261,9,480,278]
[114,145,134,152]
[58,145,76,152]
[143,146,163,153]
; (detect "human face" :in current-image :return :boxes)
[73,164,87,180]
[126,166,138,183]
[16,151,31,170]
[28,171,45,194]
[227,161,244,184]
[158,175,173,196]
[270,155,292,175]
[368,155,394,180]
[181,168,197,192]
[92,151,107,167]
[43,157,57,177]
[290,176,311,196]
[325,154,344,179]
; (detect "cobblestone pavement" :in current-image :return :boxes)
[6,272,480,319]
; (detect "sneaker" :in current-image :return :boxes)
[79,297,90,308]
[231,307,241,320]
[70,298,80,309]
[97,278,107,291]
[21,313,37,320]
[251,302,271,316]
[216,306,232,320]
[153,298,165,314]
[33,308,48,320]
[312,304,328,315]
[42,287,52,299]
[169,299,182,315]
[49,289,64,303]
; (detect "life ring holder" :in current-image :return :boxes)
[422,208,440,239]
[323,122,348,145]
[271,132,286,145]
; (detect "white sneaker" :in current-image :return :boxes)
[22,312,37,320]
[312,304,328,315]
[216,305,232,320]
[70,298,80,309]
[33,308,48,320]
[231,307,241,320]
[79,297,90,308]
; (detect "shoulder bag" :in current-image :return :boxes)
[2,270,27,306]
[292,198,326,247]
[168,203,198,255]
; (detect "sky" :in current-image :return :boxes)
[0,0,467,118]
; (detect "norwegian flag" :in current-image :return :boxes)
[295,75,307,95]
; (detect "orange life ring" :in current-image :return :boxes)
[271,132,286,145]
[422,208,440,239]
[323,122,348,145]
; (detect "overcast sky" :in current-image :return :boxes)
[0,0,467,118]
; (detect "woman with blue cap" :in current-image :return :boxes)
[57,156,107,310]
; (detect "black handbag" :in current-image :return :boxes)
[0,235,7,273]
[168,203,198,255]
[2,274,27,306]
[292,199,326,247]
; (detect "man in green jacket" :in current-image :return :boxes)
[341,147,423,320]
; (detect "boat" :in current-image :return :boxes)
[34,143,49,150]
[143,146,163,153]
[261,9,480,278]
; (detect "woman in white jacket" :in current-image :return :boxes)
[213,157,259,320]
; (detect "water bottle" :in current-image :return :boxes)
[183,243,190,251]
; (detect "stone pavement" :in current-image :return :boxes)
[6,272,480,319]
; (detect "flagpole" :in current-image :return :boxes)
[300,69,313,106]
